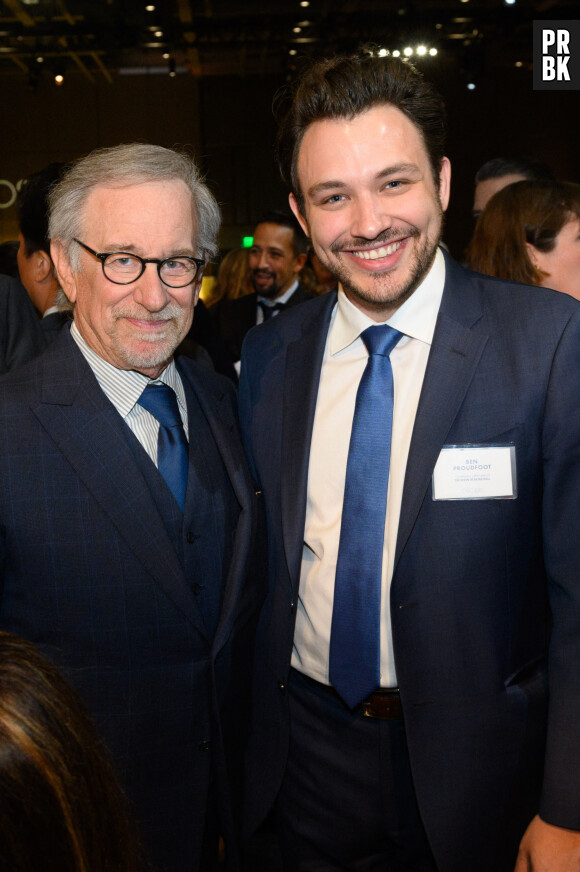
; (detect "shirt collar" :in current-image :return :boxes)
[329,246,446,356]
[258,278,299,307]
[70,321,186,420]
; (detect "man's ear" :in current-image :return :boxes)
[293,252,308,275]
[36,249,54,282]
[289,193,310,238]
[50,240,78,304]
[438,157,451,212]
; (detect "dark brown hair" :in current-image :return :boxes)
[275,50,447,211]
[468,179,580,285]
[0,632,147,872]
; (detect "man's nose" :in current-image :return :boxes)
[132,263,171,310]
[350,195,392,241]
[256,251,271,270]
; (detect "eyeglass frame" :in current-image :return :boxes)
[73,238,205,288]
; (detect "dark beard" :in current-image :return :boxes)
[251,270,283,299]
[324,217,443,315]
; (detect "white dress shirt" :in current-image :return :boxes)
[70,322,188,468]
[292,248,446,687]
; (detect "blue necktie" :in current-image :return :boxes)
[138,383,189,510]
[329,324,401,709]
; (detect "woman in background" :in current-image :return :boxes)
[468,179,580,300]
[0,631,147,872]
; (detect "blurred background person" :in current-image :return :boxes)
[15,162,72,341]
[0,240,19,278]
[469,179,580,300]
[472,155,554,219]
[306,248,338,295]
[205,247,252,308]
[0,630,147,872]
[211,211,311,367]
[0,273,46,373]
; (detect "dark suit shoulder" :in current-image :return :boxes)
[442,252,580,347]
[177,354,237,412]
[244,290,335,351]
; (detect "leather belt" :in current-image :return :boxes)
[361,690,403,720]
[292,669,403,720]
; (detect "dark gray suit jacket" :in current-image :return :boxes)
[239,253,580,871]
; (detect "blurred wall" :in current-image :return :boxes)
[1,61,577,262]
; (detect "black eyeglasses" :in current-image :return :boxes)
[73,239,205,288]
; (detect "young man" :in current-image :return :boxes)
[240,53,580,871]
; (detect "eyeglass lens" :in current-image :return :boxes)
[104,253,199,286]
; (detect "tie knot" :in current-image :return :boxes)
[138,383,182,429]
[361,324,401,358]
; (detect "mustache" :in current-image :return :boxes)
[252,268,275,278]
[112,302,184,321]
[330,225,419,254]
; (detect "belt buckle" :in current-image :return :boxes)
[361,690,402,720]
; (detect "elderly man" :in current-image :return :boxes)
[0,143,264,872]
[240,53,580,871]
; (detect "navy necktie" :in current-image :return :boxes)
[259,301,285,321]
[329,324,402,709]
[138,383,189,510]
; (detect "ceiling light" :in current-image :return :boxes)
[154,30,163,37]
[417,45,427,55]
[293,26,302,33]
[392,49,401,57]
[378,48,388,57]
[145,4,155,10]
[467,82,476,90]
[300,1,310,5]
[54,73,64,85]
[429,48,437,56]
[36,55,44,63]
[162,52,170,59]
[403,46,413,56]
[289,49,297,55]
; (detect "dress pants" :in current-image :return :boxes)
[276,669,437,872]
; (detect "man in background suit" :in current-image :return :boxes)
[16,162,71,340]
[0,143,264,872]
[212,210,312,366]
[0,272,46,372]
[240,53,580,871]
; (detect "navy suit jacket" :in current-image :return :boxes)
[0,327,266,872]
[0,274,46,373]
[211,284,313,364]
[239,254,580,871]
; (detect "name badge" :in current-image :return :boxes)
[432,443,517,501]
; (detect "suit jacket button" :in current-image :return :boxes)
[199,739,211,751]
[186,532,197,544]
[278,682,286,694]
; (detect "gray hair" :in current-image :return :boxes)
[48,143,220,270]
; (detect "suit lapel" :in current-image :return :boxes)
[178,360,256,652]
[394,258,488,567]
[281,293,337,590]
[32,333,206,635]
